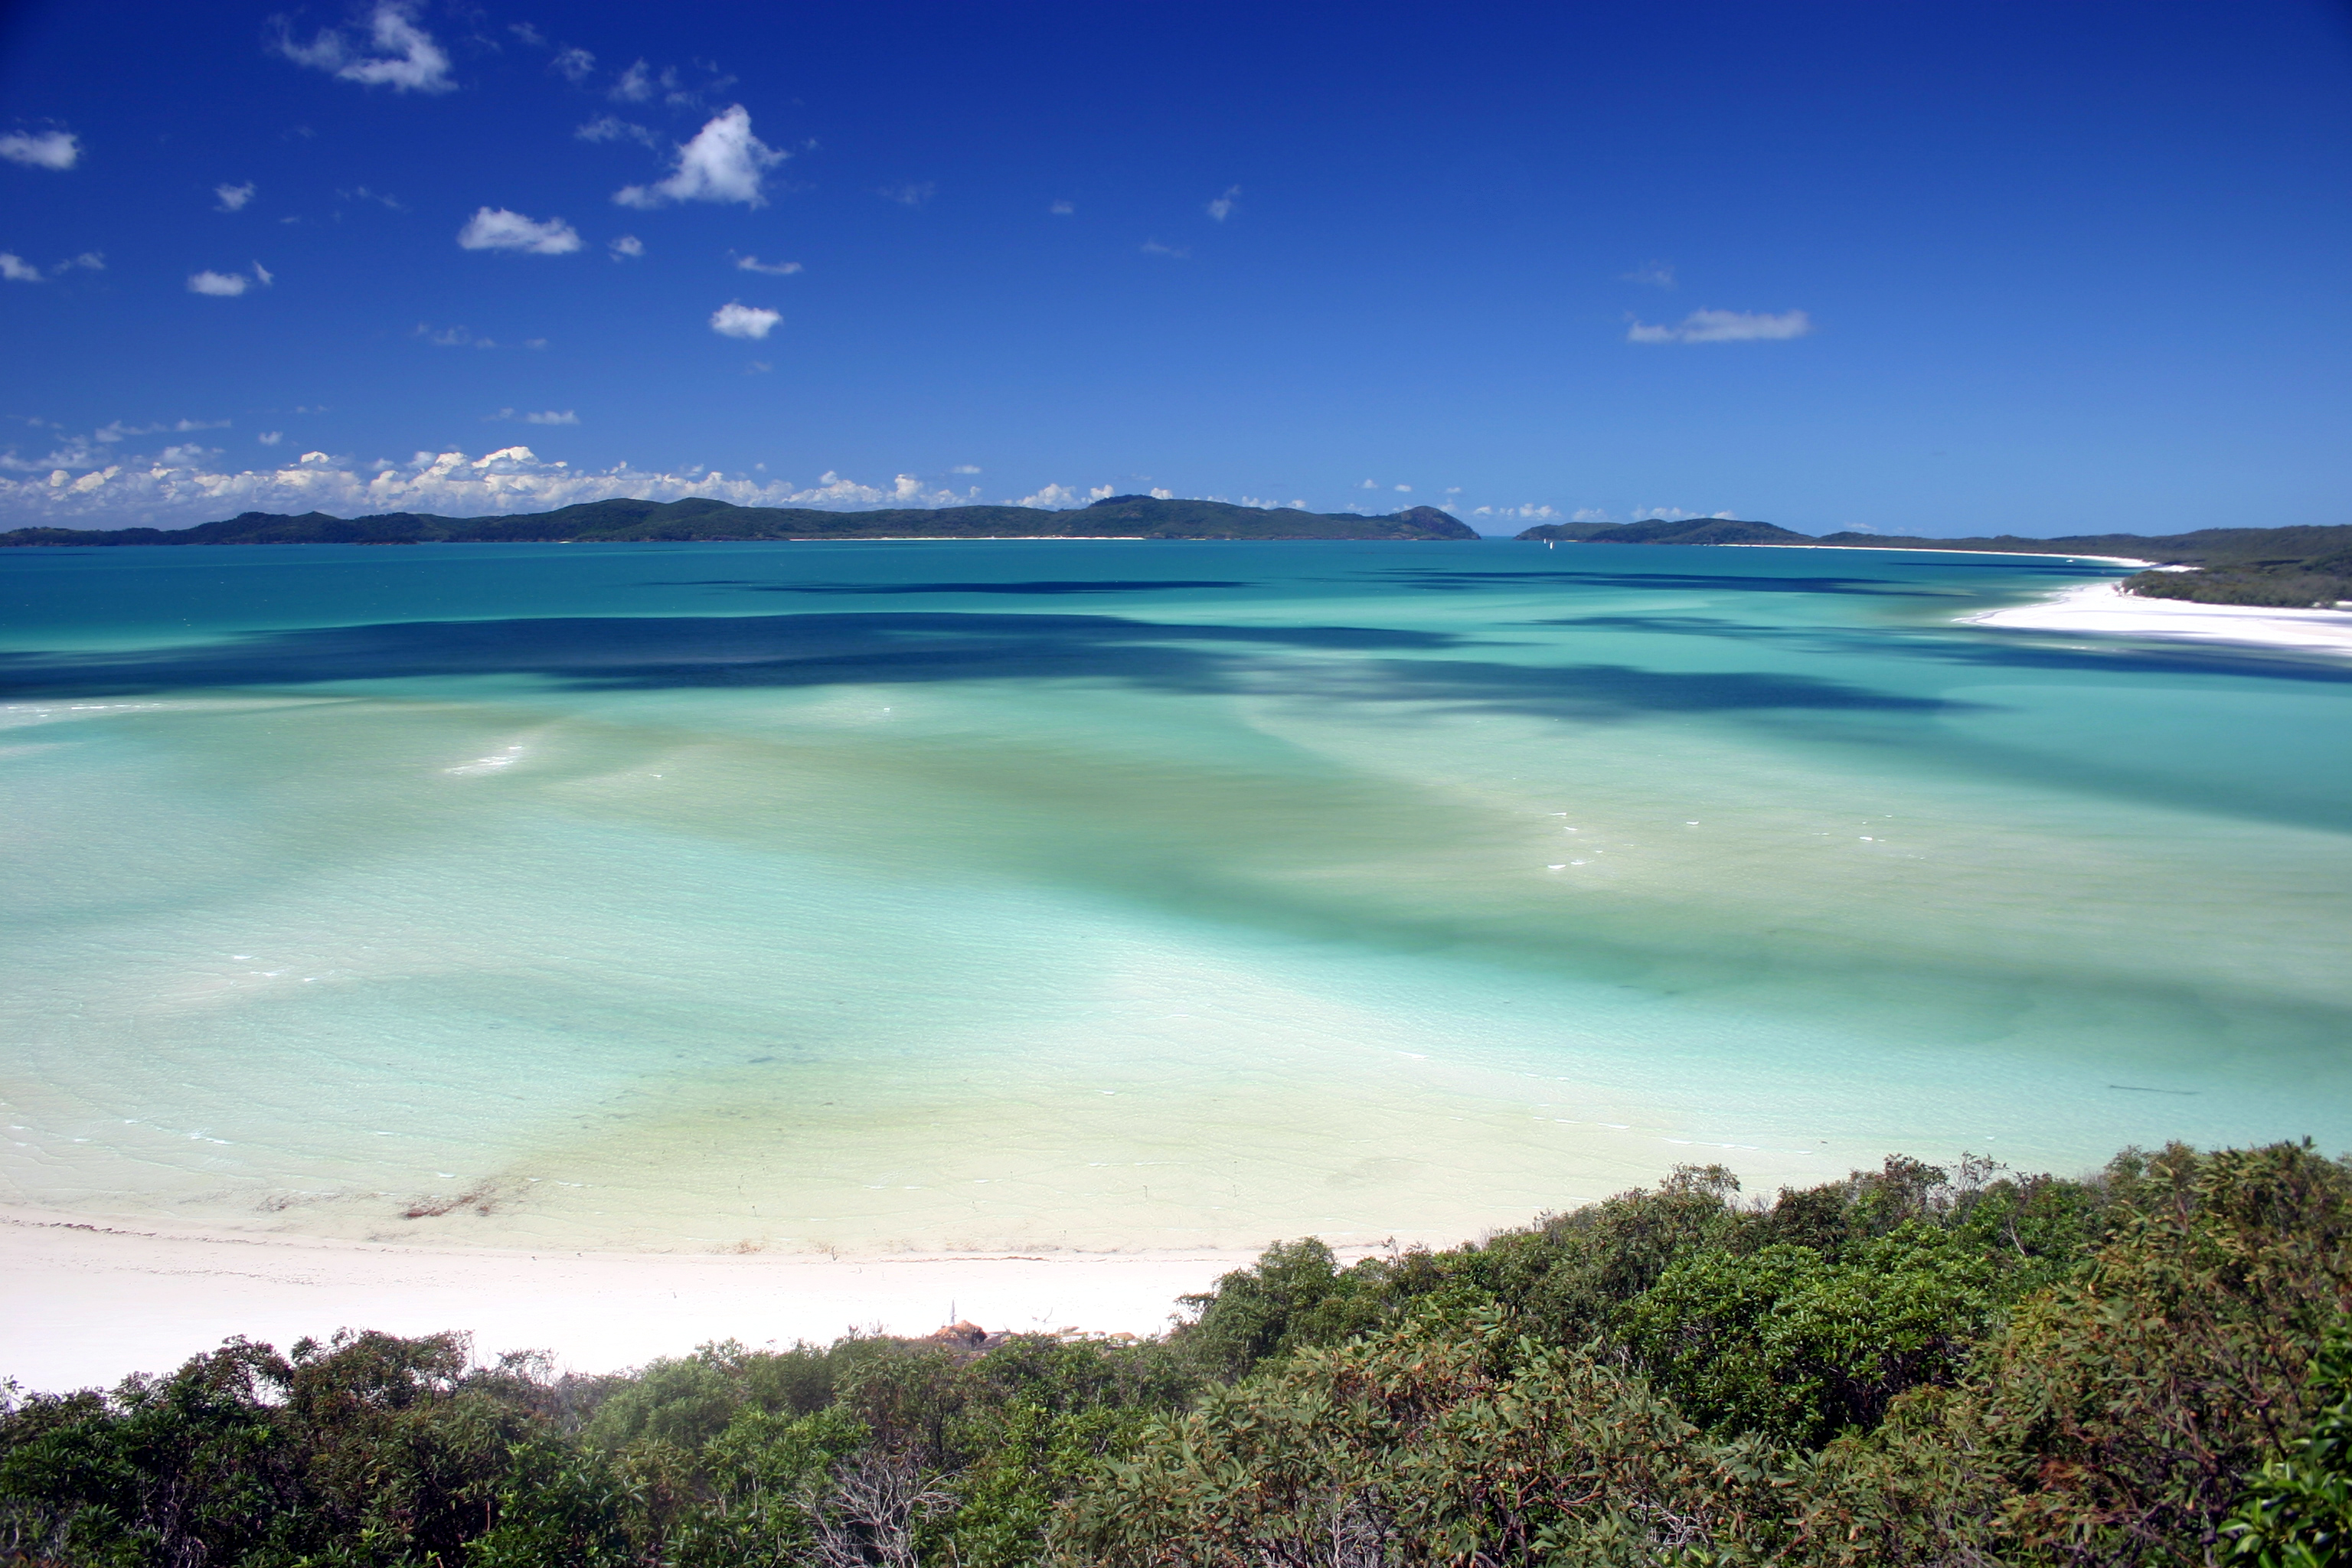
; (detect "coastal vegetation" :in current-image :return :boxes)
[0,495,1478,547]
[1515,518,1815,546]
[12,498,2343,610]
[1514,518,2352,607]
[7,1138,2352,1566]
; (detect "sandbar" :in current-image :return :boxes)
[1960,580,2352,655]
[0,1205,1266,1393]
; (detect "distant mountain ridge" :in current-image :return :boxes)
[0,495,1478,547]
[1516,515,2352,566]
[1513,516,2352,606]
[1517,517,1813,546]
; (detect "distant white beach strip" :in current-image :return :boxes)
[0,1207,1264,1393]
[1962,580,2352,655]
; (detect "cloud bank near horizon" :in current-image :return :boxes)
[0,445,1005,528]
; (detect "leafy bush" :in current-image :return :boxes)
[7,1141,2349,1568]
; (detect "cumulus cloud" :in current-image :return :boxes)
[60,251,103,272]
[1394,484,1412,492]
[524,410,578,425]
[877,181,935,207]
[709,301,779,338]
[0,129,79,170]
[1619,261,1675,288]
[1470,503,1562,521]
[1207,185,1240,221]
[1358,479,1378,489]
[457,207,581,254]
[1140,238,1187,258]
[188,265,270,296]
[616,106,782,208]
[1633,506,1736,521]
[0,445,998,528]
[609,234,644,259]
[214,181,256,212]
[277,3,454,93]
[551,47,595,83]
[949,464,982,474]
[258,431,283,446]
[1627,308,1812,344]
[733,253,801,274]
[1,253,41,283]
[1011,482,1116,508]
[1571,508,1611,523]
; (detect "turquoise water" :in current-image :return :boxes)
[3,540,2347,1253]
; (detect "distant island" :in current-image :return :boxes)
[1517,517,2352,607]
[0,494,1478,547]
[11,499,2344,606]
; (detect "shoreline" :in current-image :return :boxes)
[1959,580,2352,654]
[0,1204,1293,1393]
[1713,541,2154,566]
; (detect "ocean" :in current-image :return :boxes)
[4,538,2347,1253]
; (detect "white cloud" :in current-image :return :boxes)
[1633,507,1737,521]
[416,323,494,348]
[1571,508,1611,523]
[214,181,256,212]
[877,181,935,207]
[1619,261,1675,288]
[576,116,658,147]
[258,431,283,446]
[1207,185,1240,221]
[278,3,454,93]
[1394,484,1412,492]
[1,253,42,283]
[1150,488,1174,500]
[1358,479,1378,488]
[457,207,581,254]
[733,253,801,274]
[0,129,78,170]
[709,301,779,339]
[551,47,595,83]
[1471,502,1561,521]
[60,251,103,272]
[524,410,578,425]
[252,261,273,286]
[188,268,262,296]
[338,185,405,211]
[950,464,982,474]
[1140,238,1187,258]
[610,60,654,102]
[0,446,1005,528]
[1011,482,1116,508]
[1627,308,1812,344]
[616,106,782,207]
[1049,200,1074,215]
[610,234,644,259]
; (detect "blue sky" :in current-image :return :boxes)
[2,1,2347,536]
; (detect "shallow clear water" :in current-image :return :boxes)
[3,540,2347,1253]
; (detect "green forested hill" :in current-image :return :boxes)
[7,1139,2351,1567]
[1517,517,1814,545]
[1517,517,2352,606]
[0,495,1478,547]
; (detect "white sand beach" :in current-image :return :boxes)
[0,1207,1259,1394]
[1962,580,2352,654]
